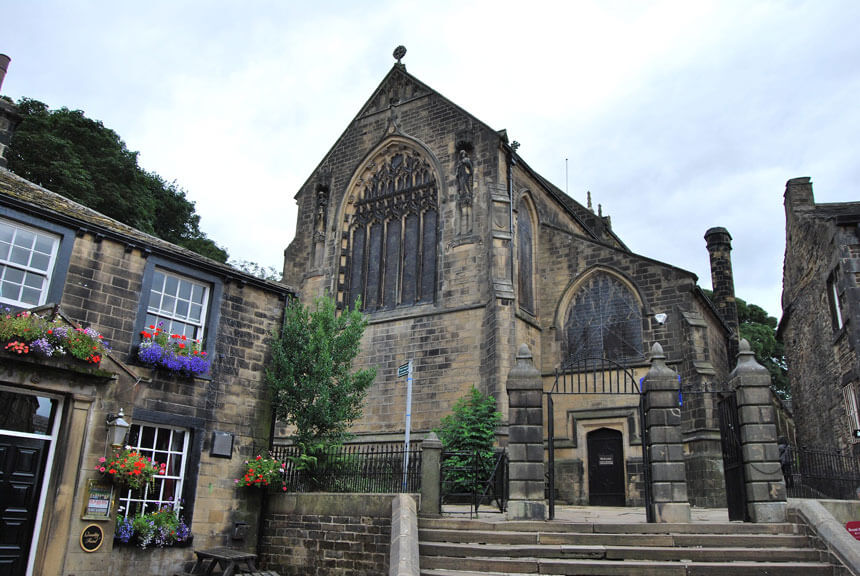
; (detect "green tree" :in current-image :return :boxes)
[266,295,376,448]
[7,98,227,262]
[736,297,789,401]
[435,386,502,494]
[704,290,789,400]
[229,259,282,282]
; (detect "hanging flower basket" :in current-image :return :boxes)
[1,308,109,365]
[137,323,210,377]
[96,448,165,490]
[235,454,287,491]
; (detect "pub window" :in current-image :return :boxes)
[346,148,437,311]
[843,385,860,442]
[565,272,643,364]
[117,423,189,517]
[0,218,60,307]
[517,197,536,315]
[828,271,844,330]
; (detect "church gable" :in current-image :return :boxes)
[356,66,432,120]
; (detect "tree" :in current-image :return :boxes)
[704,290,789,400]
[228,259,282,282]
[736,297,789,401]
[7,98,227,262]
[435,386,502,494]
[266,295,376,448]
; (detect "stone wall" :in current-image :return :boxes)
[781,177,860,454]
[261,493,403,576]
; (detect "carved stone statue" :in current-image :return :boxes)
[456,150,474,235]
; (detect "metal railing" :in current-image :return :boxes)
[784,446,860,500]
[440,449,508,516]
[270,442,422,493]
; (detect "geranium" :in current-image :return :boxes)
[96,448,165,490]
[0,308,109,363]
[235,454,287,491]
[137,323,210,377]
[115,507,190,549]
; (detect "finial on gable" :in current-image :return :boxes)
[393,45,407,67]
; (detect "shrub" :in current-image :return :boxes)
[436,386,502,495]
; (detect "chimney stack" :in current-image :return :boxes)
[0,54,9,92]
[705,227,740,364]
[0,54,20,169]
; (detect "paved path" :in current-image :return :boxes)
[440,505,730,523]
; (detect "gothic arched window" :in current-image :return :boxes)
[345,146,437,311]
[517,197,535,315]
[565,272,643,364]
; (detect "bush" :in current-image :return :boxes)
[436,387,502,495]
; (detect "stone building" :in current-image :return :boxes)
[0,166,292,576]
[282,53,739,507]
[780,176,860,455]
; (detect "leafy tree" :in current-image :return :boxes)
[704,290,789,400]
[435,386,502,494]
[229,259,282,282]
[7,98,227,262]
[266,295,376,448]
[736,297,789,401]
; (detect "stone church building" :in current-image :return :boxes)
[282,53,739,507]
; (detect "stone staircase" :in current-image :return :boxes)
[418,517,845,575]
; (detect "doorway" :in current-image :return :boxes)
[0,390,60,576]
[587,427,625,506]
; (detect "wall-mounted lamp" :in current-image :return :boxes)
[654,313,668,325]
[106,408,131,449]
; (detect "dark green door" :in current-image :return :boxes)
[0,435,49,576]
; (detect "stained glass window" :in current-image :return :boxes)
[565,273,643,363]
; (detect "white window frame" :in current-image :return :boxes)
[145,268,210,340]
[117,422,190,517]
[0,218,60,308]
[844,385,860,444]
[828,271,844,330]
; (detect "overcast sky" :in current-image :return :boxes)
[2,1,859,319]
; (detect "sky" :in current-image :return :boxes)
[2,0,859,320]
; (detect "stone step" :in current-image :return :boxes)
[420,528,812,549]
[420,541,823,563]
[419,518,801,535]
[420,556,834,576]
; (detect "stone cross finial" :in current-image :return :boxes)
[393,45,407,65]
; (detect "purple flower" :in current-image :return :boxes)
[30,337,54,357]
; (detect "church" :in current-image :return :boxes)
[282,49,739,507]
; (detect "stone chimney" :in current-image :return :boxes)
[705,227,740,363]
[0,54,20,169]
[0,55,10,91]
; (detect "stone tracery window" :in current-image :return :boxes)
[565,272,643,364]
[344,146,437,311]
[517,197,536,315]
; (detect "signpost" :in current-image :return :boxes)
[399,359,413,490]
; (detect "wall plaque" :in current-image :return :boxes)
[81,480,113,520]
[80,524,104,553]
[82,479,114,520]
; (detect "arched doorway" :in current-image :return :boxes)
[587,428,625,506]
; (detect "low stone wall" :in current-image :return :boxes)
[260,493,415,576]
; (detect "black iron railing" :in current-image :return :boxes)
[269,442,422,493]
[784,446,860,500]
[440,449,508,516]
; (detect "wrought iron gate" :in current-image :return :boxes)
[717,391,748,521]
[546,356,651,521]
